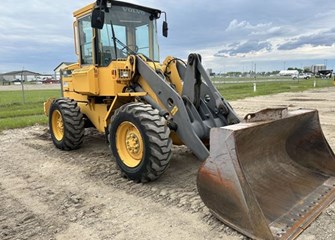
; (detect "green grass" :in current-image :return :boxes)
[0,89,59,105]
[216,78,334,100]
[0,115,49,130]
[0,89,60,131]
[0,78,333,131]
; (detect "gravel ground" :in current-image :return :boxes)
[0,86,334,240]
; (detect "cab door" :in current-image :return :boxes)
[72,14,99,95]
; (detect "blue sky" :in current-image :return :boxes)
[0,0,334,74]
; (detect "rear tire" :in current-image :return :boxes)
[49,98,85,150]
[109,102,172,182]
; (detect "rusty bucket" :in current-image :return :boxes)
[197,109,335,239]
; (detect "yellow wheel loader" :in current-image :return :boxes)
[44,0,335,239]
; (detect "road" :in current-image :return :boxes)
[0,84,60,91]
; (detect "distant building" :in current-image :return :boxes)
[206,68,215,76]
[54,62,75,80]
[311,64,326,74]
[0,70,41,82]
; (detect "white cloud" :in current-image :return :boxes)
[250,26,283,36]
[215,40,272,57]
[278,28,335,50]
[226,19,272,32]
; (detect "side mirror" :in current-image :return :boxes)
[91,8,105,29]
[162,21,168,37]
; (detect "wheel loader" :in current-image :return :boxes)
[44,0,335,239]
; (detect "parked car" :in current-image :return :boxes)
[12,79,25,84]
[292,73,311,80]
[42,78,60,84]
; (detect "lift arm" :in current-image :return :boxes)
[135,54,239,160]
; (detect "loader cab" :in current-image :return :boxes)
[76,1,165,67]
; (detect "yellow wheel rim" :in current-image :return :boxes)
[116,121,144,168]
[51,110,64,141]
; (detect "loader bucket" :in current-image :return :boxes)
[197,109,335,240]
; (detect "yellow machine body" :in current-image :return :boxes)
[48,3,180,134]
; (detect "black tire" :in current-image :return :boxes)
[109,102,172,182]
[49,98,85,150]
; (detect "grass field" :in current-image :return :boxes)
[216,78,334,100]
[0,89,60,131]
[0,78,333,131]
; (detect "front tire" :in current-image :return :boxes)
[109,103,172,182]
[49,98,85,150]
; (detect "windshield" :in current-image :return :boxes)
[98,5,160,66]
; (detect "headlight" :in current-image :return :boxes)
[120,70,130,78]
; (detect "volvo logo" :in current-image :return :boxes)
[122,7,146,15]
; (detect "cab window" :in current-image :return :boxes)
[78,15,93,65]
[96,5,160,67]
[98,23,127,66]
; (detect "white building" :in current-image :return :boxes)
[311,64,326,74]
[0,70,41,82]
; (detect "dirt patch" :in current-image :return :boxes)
[1,86,335,240]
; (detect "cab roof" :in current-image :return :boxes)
[73,0,161,18]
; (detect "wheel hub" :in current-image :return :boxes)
[115,121,144,168]
[126,132,140,154]
[52,110,64,141]
[57,117,64,133]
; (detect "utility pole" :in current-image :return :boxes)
[254,63,257,80]
[21,67,26,104]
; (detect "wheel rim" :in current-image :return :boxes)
[51,110,64,141]
[116,121,144,168]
